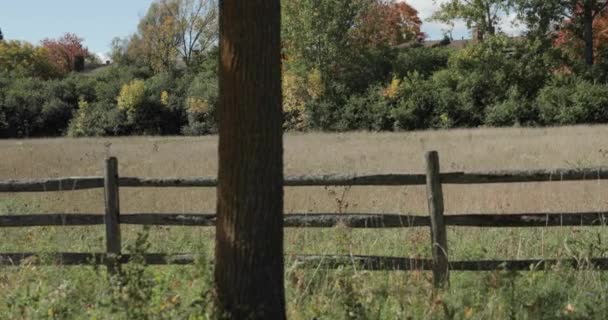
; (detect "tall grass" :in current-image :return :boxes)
[2,126,608,318]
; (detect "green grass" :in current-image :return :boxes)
[3,198,608,319]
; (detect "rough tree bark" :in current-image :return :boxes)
[215,0,285,319]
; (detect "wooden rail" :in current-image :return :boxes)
[3,253,608,271]
[3,167,608,192]
[2,153,608,288]
[3,212,608,228]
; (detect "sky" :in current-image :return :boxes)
[0,0,525,59]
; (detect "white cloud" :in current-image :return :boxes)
[97,52,111,63]
[403,0,525,40]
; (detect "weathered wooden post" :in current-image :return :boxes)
[425,151,449,288]
[104,157,121,274]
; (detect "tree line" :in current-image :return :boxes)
[0,0,607,138]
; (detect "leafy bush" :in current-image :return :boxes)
[392,73,439,130]
[0,40,59,78]
[485,89,539,127]
[393,46,453,78]
[181,58,218,135]
[538,76,608,125]
[39,98,74,135]
[0,77,47,137]
[4,30,608,137]
[182,97,215,135]
[117,79,146,118]
[68,100,125,137]
[335,85,393,131]
[283,72,308,131]
[304,82,352,131]
[430,36,559,128]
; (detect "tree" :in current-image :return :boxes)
[126,0,218,71]
[41,33,90,75]
[117,79,146,120]
[555,5,608,65]
[160,0,218,66]
[431,0,514,41]
[0,28,4,41]
[215,0,285,319]
[137,2,181,72]
[0,40,57,78]
[517,0,608,65]
[282,0,364,73]
[282,0,406,93]
[352,0,424,47]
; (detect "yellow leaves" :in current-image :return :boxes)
[306,68,325,100]
[78,97,89,110]
[283,71,308,130]
[159,294,181,312]
[383,76,401,100]
[0,40,57,78]
[283,72,306,112]
[160,91,170,106]
[464,306,474,318]
[117,79,146,115]
[70,97,91,136]
[186,97,210,115]
[138,1,181,73]
[564,303,575,314]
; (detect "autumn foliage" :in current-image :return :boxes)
[554,2,608,63]
[353,0,424,47]
[42,33,90,75]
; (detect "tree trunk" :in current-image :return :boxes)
[584,4,595,65]
[215,1,285,319]
[485,4,495,37]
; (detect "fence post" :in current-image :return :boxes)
[425,151,449,288]
[104,157,121,274]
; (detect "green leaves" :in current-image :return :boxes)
[430,0,514,39]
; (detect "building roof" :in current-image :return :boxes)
[395,38,475,50]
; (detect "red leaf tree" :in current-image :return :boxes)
[554,1,608,65]
[353,0,424,48]
[42,33,90,74]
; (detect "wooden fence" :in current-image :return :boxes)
[3,152,608,287]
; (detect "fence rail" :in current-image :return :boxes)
[3,253,608,271]
[2,153,608,287]
[2,212,608,228]
[3,167,608,193]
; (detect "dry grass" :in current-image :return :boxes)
[3,125,608,318]
[2,125,608,216]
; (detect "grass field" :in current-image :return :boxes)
[2,125,608,319]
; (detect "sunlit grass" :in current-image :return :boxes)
[3,126,608,318]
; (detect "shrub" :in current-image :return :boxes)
[0,77,47,137]
[393,46,453,79]
[117,79,146,118]
[182,97,215,135]
[283,72,308,131]
[485,88,539,127]
[181,62,218,135]
[538,76,608,125]
[392,73,439,130]
[336,85,393,131]
[427,36,559,128]
[0,40,59,78]
[39,98,73,135]
[88,64,148,103]
[339,46,397,93]
[68,99,125,137]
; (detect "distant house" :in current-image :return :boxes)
[396,32,525,50]
[395,37,476,50]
